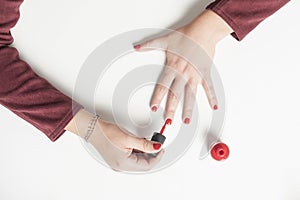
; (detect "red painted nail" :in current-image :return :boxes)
[184,118,190,124]
[166,118,172,125]
[134,44,141,50]
[213,105,218,110]
[153,143,161,150]
[151,106,157,112]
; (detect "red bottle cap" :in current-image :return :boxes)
[211,143,230,161]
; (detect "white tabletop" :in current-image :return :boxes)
[1,0,300,199]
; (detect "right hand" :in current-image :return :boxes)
[66,109,164,172]
[89,120,164,172]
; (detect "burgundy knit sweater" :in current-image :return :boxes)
[0,0,289,141]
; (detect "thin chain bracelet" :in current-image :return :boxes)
[84,114,100,141]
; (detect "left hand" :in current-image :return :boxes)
[134,10,232,124]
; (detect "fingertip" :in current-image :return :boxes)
[213,105,218,110]
[153,143,162,150]
[207,97,218,111]
[151,105,158,112]
[165,118,172,125]
[133,44,141,50]
[147,148,165,166]
[184,118,190,124]
[156,149,165,159]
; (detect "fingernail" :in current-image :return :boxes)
[213,105,218,110]
[151,105,157,112]
[153,143,161,150]
[184,118,190,124]
[166,118,172,125]
[133,44,141,50]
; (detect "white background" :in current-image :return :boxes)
[1,0,300,199]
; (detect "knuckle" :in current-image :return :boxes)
[173,91,182,99]
[166,108,176,116]
[173,62,185,72]
[155,84,166,93]
[169,91,180,101]
[163,66,175,75]
[187,78,198,86]
[167,91,175,99]
[166,58,176,67]
[184,107,193,114]
[211,95,217,102]
[142,139,149,151]
[145,41,152,48]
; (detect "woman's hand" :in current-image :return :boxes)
[134,10,233,124]
[66,109,164,172]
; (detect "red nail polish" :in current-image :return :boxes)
[166,118,172,125]
[153,143,161,150]
[151,106,157,112]
[213,105,218,110]
[134,44,141,50]
[184,118,190,124]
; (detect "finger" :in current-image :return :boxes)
[150,66,176,111]
[127,149,165,171]
[182,79,198,124]
[129,149,165,170]
[127,136,163,153]
[112,153,148,172]
[133,36,168,52]
[165,76,186,121]
[202,75,218,110]
[145,149,165,167]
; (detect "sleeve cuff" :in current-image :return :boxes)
[206,1,244,41]
[49,101,83,142]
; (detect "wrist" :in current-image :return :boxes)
[65,109,99,139]
[181,9,233,45]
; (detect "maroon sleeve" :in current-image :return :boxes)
[207,0,290,41]
[0,0,82,141]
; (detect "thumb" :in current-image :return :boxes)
[133,36,168,52]
[127,136,163,153]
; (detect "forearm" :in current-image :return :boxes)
[0,0,82,141]
[0,46,82,141]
